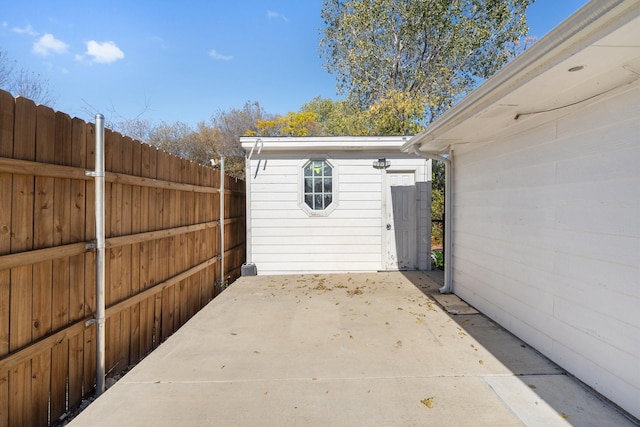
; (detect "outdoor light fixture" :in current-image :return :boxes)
[373,158,391,169]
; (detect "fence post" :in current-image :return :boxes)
[94,114,106,395]
[220,156,225,285]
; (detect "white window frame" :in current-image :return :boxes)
[298,156,339,217]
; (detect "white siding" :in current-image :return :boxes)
[247,153,430,275]
[451,84,640,418]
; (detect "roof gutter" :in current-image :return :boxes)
[405,0,640,151]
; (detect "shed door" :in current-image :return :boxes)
[384,172,417,270]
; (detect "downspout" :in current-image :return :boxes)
[411,144,453,294]
[244,138,261,268]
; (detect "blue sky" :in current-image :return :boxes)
[1,0,588,127]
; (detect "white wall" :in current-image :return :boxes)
[247,152,430,275]
[451,84,640,418]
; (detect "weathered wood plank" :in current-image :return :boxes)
[9,362,32,427]
[147,148,161,349]
[83,122,96,396]
[118,136,133,369]
[31,351,51,426]
[31,106,56,426]
[50,339,69,421]
[0,91,14,363]
[0,90,13,157]
[67,118,87,412]
[0,157,90,181]
[0,155,222,196]
[8,97,36,427]
[68,331,84,411]
[0,369,7,427]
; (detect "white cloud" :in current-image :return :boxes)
[33,33,69,56]
[209,49,232,61]
[85,40,124,63]
[13,24,39,36]
[267,10,288,22]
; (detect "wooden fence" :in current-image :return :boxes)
[0,90,246,426]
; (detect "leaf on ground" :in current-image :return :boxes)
[421,397,434,408]
[478,359,484,365]
[559,413,568,419]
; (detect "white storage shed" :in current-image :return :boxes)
[240,136,432,275]
[403,1,640,419]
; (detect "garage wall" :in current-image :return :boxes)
[451,83,640,418]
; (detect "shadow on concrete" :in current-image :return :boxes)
[400,270,637,426]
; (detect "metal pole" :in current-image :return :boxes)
[220,156,225,287]
[94,114,106,395]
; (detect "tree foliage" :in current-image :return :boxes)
[0,48,56,106]
[320,0,533,123]
[249,111,321,137]
[300,92,426,136]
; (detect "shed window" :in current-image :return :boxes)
[303,160,333,210]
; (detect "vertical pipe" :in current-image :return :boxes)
[441,150,453,294]
[219,156,225,286]
[411,144,453,293]
[94,114,106,395]
[244,155,252,265]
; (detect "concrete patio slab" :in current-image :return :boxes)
[67,272,636,426]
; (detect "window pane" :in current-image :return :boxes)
[304,164,312,176]
[314,178,323,192]
[323,178,332,193]
[314,194,323,209]
[305,194,313,209]
[313,161,322,176]
[324,194,332,207]
[323,162,332,177]
[305,178,312,193]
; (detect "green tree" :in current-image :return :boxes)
[320,0,533,123]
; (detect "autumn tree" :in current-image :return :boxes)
[300,92,426,136]
[320,0,533,123]
[251,111,322,137]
